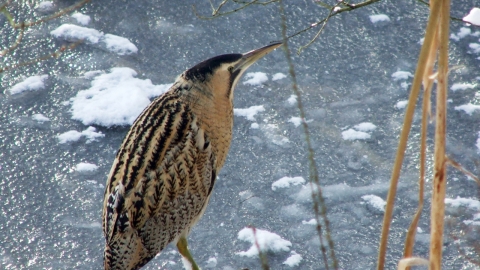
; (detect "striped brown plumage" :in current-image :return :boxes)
[102,42,282,270]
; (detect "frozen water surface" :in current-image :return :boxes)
[1,1,480,269]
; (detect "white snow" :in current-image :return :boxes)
[57,126,104,144]
[272,73,287,81]
[102,34,138,55]
[32,114,50,122]
[51,24,138,55]
[234,105,265,121]
[342,128,371,140]
[205,257,217,268]
[476,132,480,153]
[302,219,317,225]
[391,71,413,81]
[417,227,424,233]
[445,196,480,210]
[76,162,98,172]
[287,95,297,105]
[83,70,104,79]
[463,8,480,26]
[9,75,48,94]
[450,27,471,41]
[451,83,476,91]
[70,67,172,126]
[250,123,259,129]
[243,72,268,86]
[469,43,480,54]
[370,14,390,23]
[236,227,291,257]
[272,176,306,191]
[71,13,91,25]
[37,1,54,12]
[354,122,376,132]
[396,100,408,109]
[283,251,302,267]
[454,103,480,115]
[51,24,103,43]
[288,117,302,127]
[362,194,386,212]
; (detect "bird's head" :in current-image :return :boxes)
[182,42,283,101]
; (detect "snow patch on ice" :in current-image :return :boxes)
[272,73,287,81]
[37,1,54,12]
[469,43,480,54]
[391,71,413,81]
[342,129,371,140]
[32,114,50,122]
[205,257,217,268]
[445,197,480,210]
[272,176,306,191]
[450,27,471,41]
[354,122,376,132]
[476,132,480,153]
[287,95,297,105]
[71,13,91,25]
[451,83,476,91]
[454,103,480,115]
[370,14,390,23]
[362,194,386,212]
[57,126,105,144]
[9,75,48,94]
[283,251,302,267]
[51,24,103,43]
[463,8,480,26]
[396,100,408,109]
[250,123,259,129]
[76,162,98,172]
[234,105,265,121]
[103,34,138,55]
[243,72,268,86]
[302,219,317,225]
[70,68,172,126]
[236,227,291,257]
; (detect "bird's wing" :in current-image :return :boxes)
[102,90,216,243]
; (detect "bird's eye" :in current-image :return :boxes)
[228,66,234,73]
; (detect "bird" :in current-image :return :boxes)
[102,41,282,270]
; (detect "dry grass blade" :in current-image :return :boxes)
[402,18,440,267]
[428,0,450,268]
[446,156,480,185]
[397,257,429,270]
[376,1,442,269]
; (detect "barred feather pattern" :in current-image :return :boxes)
[102,82,227,270]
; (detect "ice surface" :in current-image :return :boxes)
[233,105,265,121]
[71,13,91,26]
[454,103,480,115]
[283,251,302,267]
[391,71,413,81]
[9,75,48,94]
[361,194,386,212]
[36,1,54,12]
[445,197,480,210]
[477,132,480,152]
[32,114,50,122]
[243,72,268,86]
[75,162,98,172]
[463,7,480,26]
[70,67,171,126]
[451,83,476,91]
[272,72,287,81]
[236,227,291,257]
[103,34,138,55]
[342,128,371,140]
[272,176,306,190]
[369,14,390,23]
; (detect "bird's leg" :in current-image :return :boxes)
[177,236,200,270]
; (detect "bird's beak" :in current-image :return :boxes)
[233,41,283,72]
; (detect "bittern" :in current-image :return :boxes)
[102,42,282,270]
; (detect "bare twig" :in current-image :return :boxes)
[279,0,337,269]
[192,0,278,20]
[446,156,480,185]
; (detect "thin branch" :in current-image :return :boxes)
[0,22,24,56]
[279,0,337,269]
[192,0,279,20]
[446,156,480,185]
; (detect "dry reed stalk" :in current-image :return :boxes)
[428,0,450,268]
[376,1,442,268]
